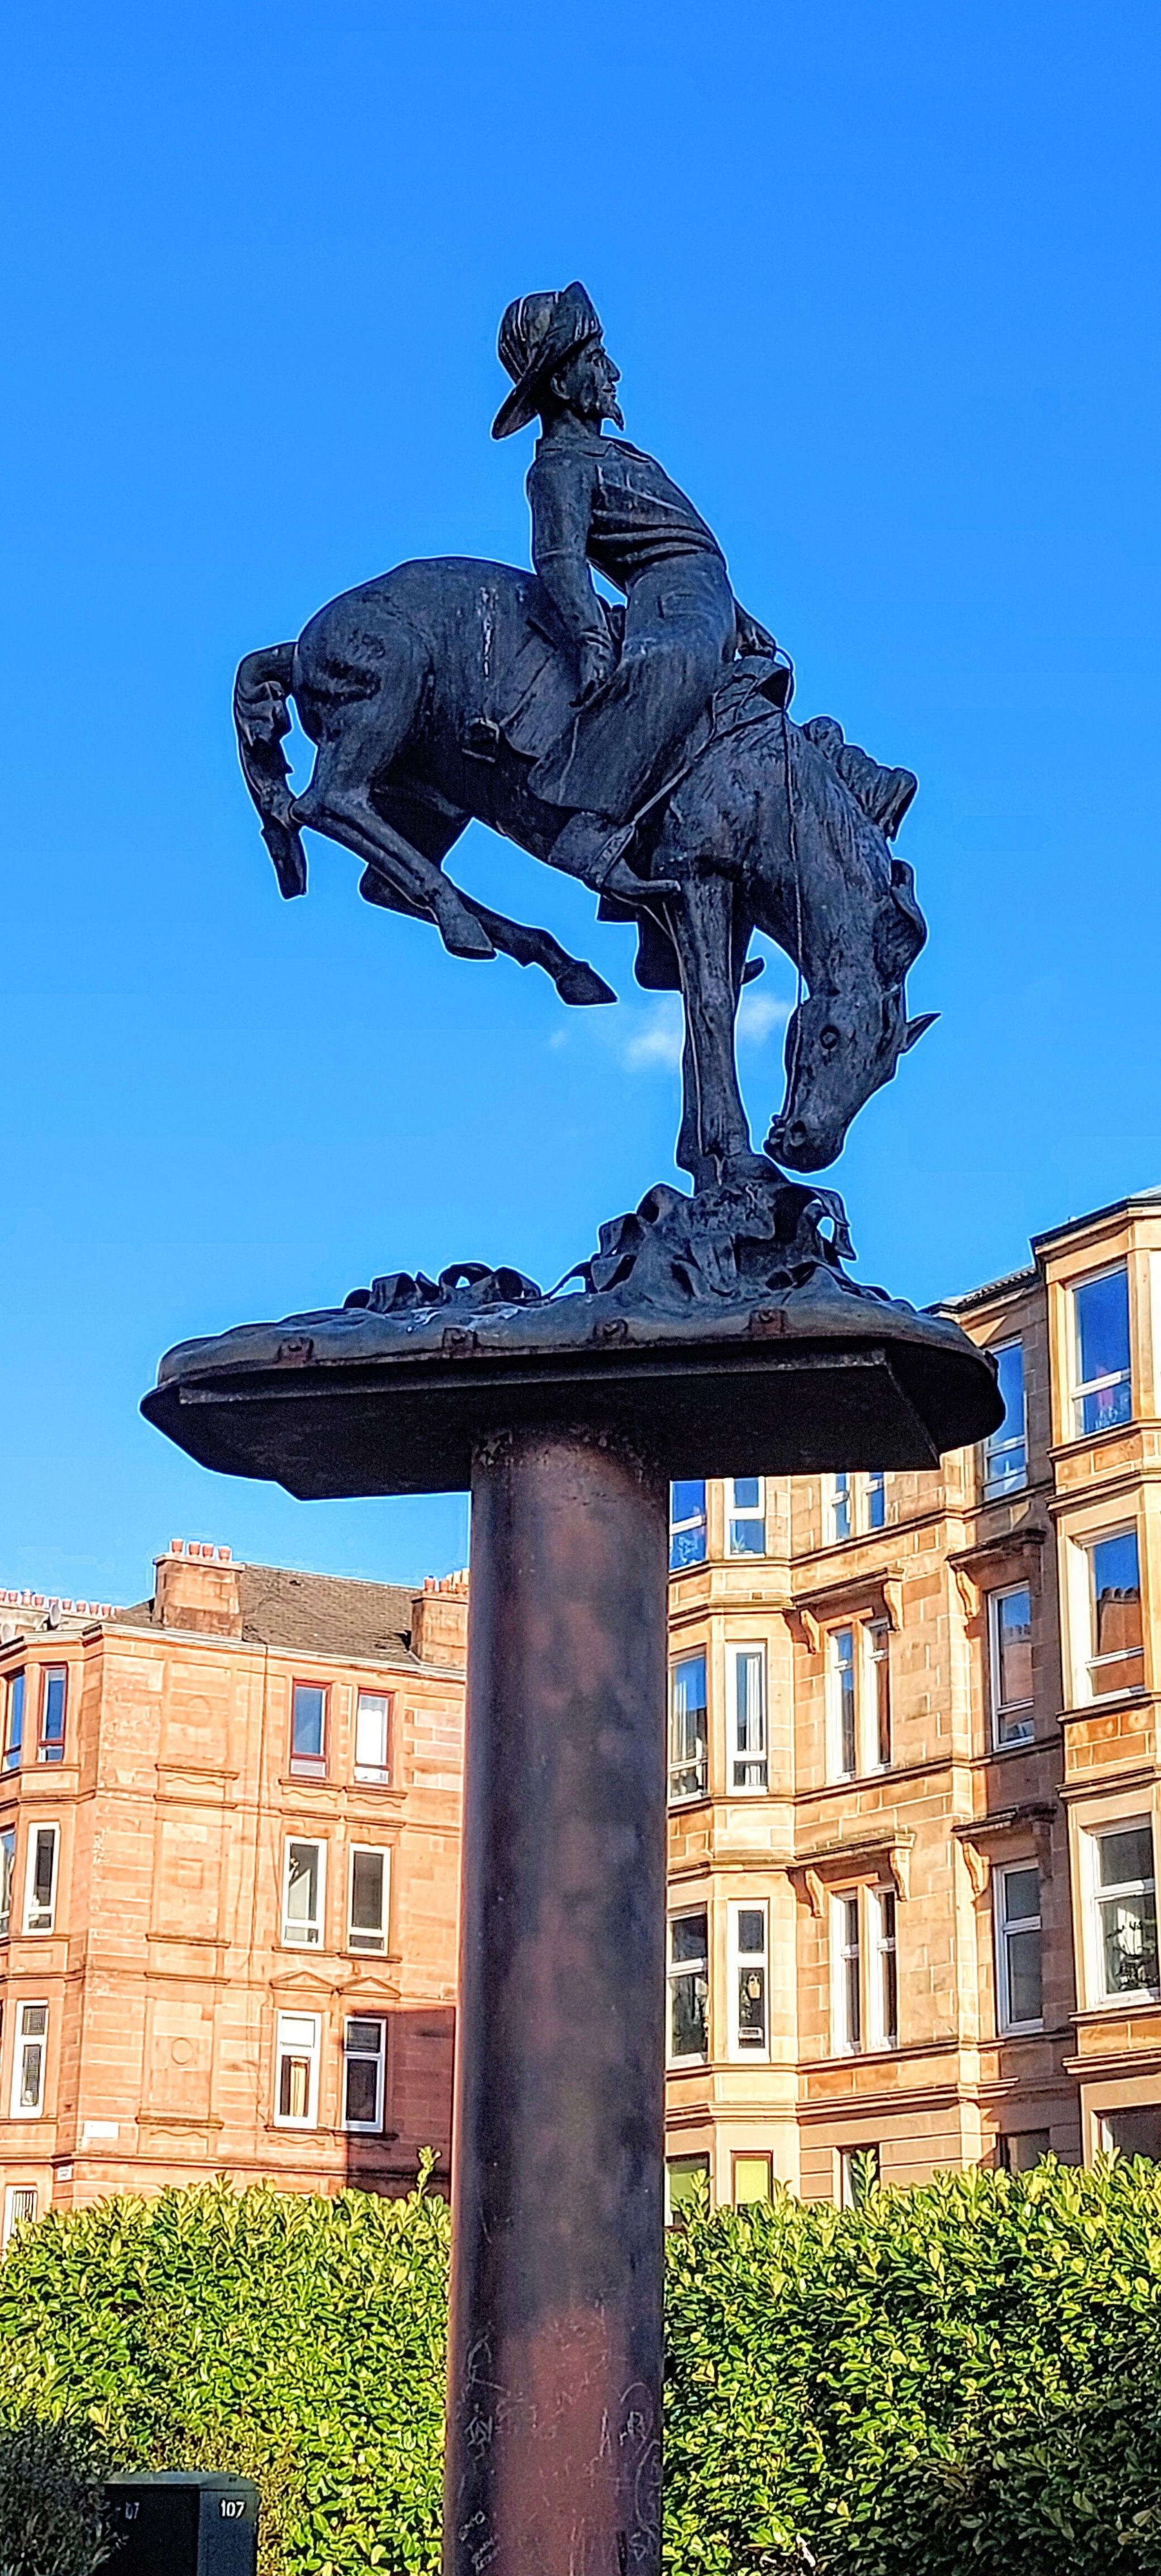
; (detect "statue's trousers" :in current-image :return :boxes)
[443,1423,667,2576]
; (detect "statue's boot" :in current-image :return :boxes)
[548,810,678,904]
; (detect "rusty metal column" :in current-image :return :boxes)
[443,1421,668,2576]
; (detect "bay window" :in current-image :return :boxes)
[668,1653,708,1802]
[667,1910,709,2061]
[1071,1266,1132,1436]
[728,1644,767,1790]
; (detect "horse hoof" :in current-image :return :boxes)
[444,918,497,960]
[556,964,617,1007]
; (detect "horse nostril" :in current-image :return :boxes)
[787,1122,808,1150]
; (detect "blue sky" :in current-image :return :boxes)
[3,0,1159,1602]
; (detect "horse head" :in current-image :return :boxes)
[765,857,937,1171]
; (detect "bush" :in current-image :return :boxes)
[0,2416,111,2576]
[5,2157,1161,2573]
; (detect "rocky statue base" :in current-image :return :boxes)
[142,1164,999,1493]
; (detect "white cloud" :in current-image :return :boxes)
[737,988,791,1050]
[620,997,685,1071]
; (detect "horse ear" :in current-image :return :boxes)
[900,1010,938,1053]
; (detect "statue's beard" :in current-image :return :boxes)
[603,395,625,429]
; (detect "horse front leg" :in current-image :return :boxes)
[668,873,754,1186]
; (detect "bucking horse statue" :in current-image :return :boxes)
[232,286,935,1190]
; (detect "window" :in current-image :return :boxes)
[665,2154,710,2222]
[995,1863,1043,2031]
[832,1893,861,2054]
[729,1904,768,2056]
[997,2129,1052,2174]
[1092,1822,1159,2001]
[838,2143,880,2208]
[274,2011,320,2126]
[726,1478,765,1556]
[37,1665,67,1764]
[732,2153,772,2206]
[1099,2105,1161,2161]
[1072,1265,1132,1436]
[2,1672,24,1773]
[829,1628,857,1778]
[670,1481,707,1572]
[2,2185,37,2248]
[989,1586,1035,1744]
[984,1341,1027,1496]
[282,1839,325,1947]
[23,1825,60,1934]
[728,1645,767,1790]
[1086,1529,1143,1697]
[868,1887,898,2048]
[10,2003,47,2117]
[829,1475,851,1542]
[342,2016,385,2130]
[290,1681,328,1777]
[348,1847,389,1953]
[668,1910,709,2061]
[866,1619,891,1768]
[0,1829,14,1937]
[669,1654,708,1802]
[867,1470,886,1530]
[354,1690,392,1784]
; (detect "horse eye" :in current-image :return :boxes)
[820,1023,840,1053]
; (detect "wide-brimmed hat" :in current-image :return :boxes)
[491,282,603,439]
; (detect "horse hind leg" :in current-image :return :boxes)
[463,901,616,1007]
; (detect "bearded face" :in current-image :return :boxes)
[549,338,624,429]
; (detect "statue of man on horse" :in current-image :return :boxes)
[232,285,934,1185]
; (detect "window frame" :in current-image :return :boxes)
[838,2142,880,2208]
[281,1837,326,1949]
[10,2001,48,2119]
[831,1890,862,2056]
[354,1689,393,1785]
[348,1845,390,1954]
[2,2184,38,2248]
[667,1906,710,2065]
[988,1582,1036,1745]
[732,2151,773,2206]
[1086,1817,1160,2007]
[828,1475,852,1543]
[342,2014,387,2132]
[983,1338,1028,1498]
[665,2153,710,2223]
[827,1625,858,1781]
[37,1663,67,1765]
[669,1481,707,1573]
[994,1861,1044,2034]
[867,1884,899,2049]
[289,1679,329,1779]
[0,1827,15,1938]
[1082,1525,1145,1700]
[23,1823,60,1935]
[725,1478,766,1558]
[864,1617,892,1770]
[668,1651,709,1804]
[866,1469,887,1531]
[273,2009,321,2129]
[1070,1262,1133,1439]
[727,1899,769,2060]
[2,1671,25,1774]
[727,1642,768,1792]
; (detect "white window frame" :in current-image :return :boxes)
[282,1837,326,1948]
[831,1891,862,2055]
[863,1617,891,1770]
[827,1626,857,1780]
[273,2010,321,2128]
[1081,1524,1145,1701]
[2,2184,38,2248]
[2,1670,25,1773]
[342,2015,386,2132]
[983,1339,1028,1498]
[348,1845,390,1954]
[725,1478,765,1557]
[866,1884,898,2049]
[727,1643,768,1791]
[866,1469,887,1530]
[994,1861,1044,2034]
[988,1584,1035,1746]
[0,1827,15,1937]
[837,2142,880,2208]
[10,2002,48,2119]
[667,1908,710,2064]
[1085,1818,1160,2007]
[289,1679,328,1777]
[1070,1262,1132,1438]
[668,1482,707,1573]
[727,1899,769,2059]
[828,1475,852,1543]
[354,1689,392,1785]
[23,1822,60,1934]
[668,1652,709,1804]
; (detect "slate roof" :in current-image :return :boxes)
[116,1562,420,1665]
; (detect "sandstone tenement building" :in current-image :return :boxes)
[3,1186,1161,2239]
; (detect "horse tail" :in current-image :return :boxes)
[233,643,307,898]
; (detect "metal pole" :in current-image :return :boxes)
[443,1421,668,2576]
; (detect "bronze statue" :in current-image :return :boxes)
[233,283,933,1185]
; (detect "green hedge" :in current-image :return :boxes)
[5,2157,1161,2574]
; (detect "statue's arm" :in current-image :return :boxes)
[528,450,615,694]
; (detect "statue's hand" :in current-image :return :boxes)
[734,604,777,658]
[578,633,617,700]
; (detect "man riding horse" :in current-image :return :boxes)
[490,282,778,905]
